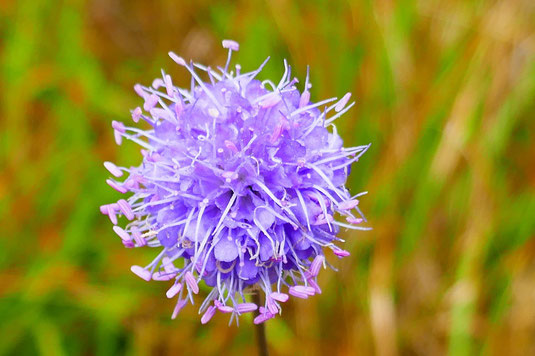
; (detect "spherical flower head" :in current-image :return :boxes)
[101,40,370,325]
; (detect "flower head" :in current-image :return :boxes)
[101,40,370,325]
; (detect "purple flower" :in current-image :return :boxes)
[101,40,370,324]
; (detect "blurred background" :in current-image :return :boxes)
[1,0,534,355]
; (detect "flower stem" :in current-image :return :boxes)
[252,292,269,356]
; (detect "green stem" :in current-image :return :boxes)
[252,292,269,356]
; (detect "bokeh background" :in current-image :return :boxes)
[1,0,534,355]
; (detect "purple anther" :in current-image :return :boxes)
[171,299,188,320]
[166,283,183,298]
[346,217,363,224]
[123,178,136,190]
[107,207,117,225]
[237,303,258,313]
[253,314,268,325]
[104,161,123,177]
[254,308,274,324]
[259,94,282,108]
[99,204,109,215]
[130,227,145,246]
[164,74,174,97]
[152,78,164,89]
[307,278,322,294]
[174,101,183,118]
[117,199,134,220]
[299,91,310,108]
[309,255,325,276]
[162,258,176,273]
[222,39,240,51]
[184,271,199,294]
[333,249,350,257]
[335,92,352,112]
[113,226,131,241]
[111,120,125,133]
[130,265,152,281]
[266,297,279,315]
[144,94,159,111]
[201,306,217,324]
[214,300,235,313]
[338,199,359,210]
[106,179,127,193]
[269,292,289,303]
[295,285,316,296]
[134,84,147,98]
[114,130,122,145]
[168,52,187,66]
[132,107,142,123]
[123,239,135,248]
[152,271,176,281]
[216,303,234,313]
[289,286,309,299]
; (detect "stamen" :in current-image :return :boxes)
[346,217,363,224]
[168,52,225,112]
[333,249,350,257]
[222,39,239,73]
[215,301,234,313]
[335,92,352,112]
[237,303,258,313]
[201,306,217,324]
[113,226,131,241]
[270,292,289,303]
[171,299,188,319]
[166,283,183,298]
[107,206,118,225]
[106,179,128,194]
[288,286,308,299]
[131,107,142,123]
[185,271,199,294]
[104,162,123,177]
[309,255,325,276]
[299,90,310,108]
[117,199,134,220]
[307,278,322,294]
[131,265,152,281]
[338,199,359,210]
